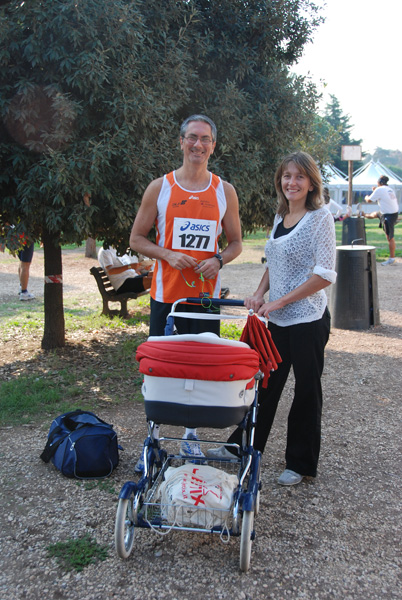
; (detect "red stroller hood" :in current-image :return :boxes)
[136,340,260,382]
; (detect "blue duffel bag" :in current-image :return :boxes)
[40,410,121,479]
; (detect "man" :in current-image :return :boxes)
[364,175,399,266]
[130,114,242,462]
[18,243,35,300]
[98,246,152,294]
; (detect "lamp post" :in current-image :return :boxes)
[341,145,362,208]
[341,145,366,245]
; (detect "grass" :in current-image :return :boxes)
[0,291,149,426]
[0,295,150,338]
[77,479,117,493]
[0,376,71,425]
[243,220,401,260]
[60,242,103,251]
[335,219,401,259]
[47,534,108,572]
[220,321,243,340]
[0,362,121,426]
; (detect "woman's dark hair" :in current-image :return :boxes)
[378,175,389,186]
[274,151,324,217]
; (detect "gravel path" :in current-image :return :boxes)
[0,250,401,599]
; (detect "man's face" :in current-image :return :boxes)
[180,120,216,165]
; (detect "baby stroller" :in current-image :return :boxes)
[114,297,278,572]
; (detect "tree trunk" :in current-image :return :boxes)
[85,237,97,258]
[41,230,65,349]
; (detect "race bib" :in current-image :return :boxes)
[172,218,217,253]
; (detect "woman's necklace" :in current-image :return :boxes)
[283,210,307,229]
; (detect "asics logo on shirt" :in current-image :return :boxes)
[180,220,211,232]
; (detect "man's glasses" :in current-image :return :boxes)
[183,134,214,145]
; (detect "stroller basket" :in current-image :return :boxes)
[142,457,241,533]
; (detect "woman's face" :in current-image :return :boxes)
[281,161,314,206]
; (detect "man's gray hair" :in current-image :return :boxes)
[180,114,217,142]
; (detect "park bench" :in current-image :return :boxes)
[90,266,149,318]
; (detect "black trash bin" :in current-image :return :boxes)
[342,216,367,245]
[329,245,380,330]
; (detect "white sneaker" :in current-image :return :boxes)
[206,446,237,460]
[180,433,206,463]
[134,454,145,474]
[381,258,395,266]
[277,469,303,486]
[19,290,35,301]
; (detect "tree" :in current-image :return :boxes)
[1,0,325,348]
[297,114,341,176]
[372,148,402,178]
[323,94,364,172]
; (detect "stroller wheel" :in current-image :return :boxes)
[239,510,254,572]
[115,492,137,558]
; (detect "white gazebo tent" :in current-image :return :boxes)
[322,164,348,205]
[350,160,402,209]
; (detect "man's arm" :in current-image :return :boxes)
[194,180,242,279]
[130,178,198,271]
[104,263,140,276]
[365,186,378,202]
[220,180,243,263]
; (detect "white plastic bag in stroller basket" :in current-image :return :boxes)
[157,464,239,528]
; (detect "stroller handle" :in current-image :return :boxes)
[165,297,251,336]
[182,297,245,308]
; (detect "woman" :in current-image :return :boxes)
[364,175,399,266]
[208,152,337,485]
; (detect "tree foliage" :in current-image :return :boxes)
[297,114,341,178]
[371,148,402,178]
[0,0,326,347]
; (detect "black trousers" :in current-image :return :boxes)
[228,308,331,477]
[117,276,145,294]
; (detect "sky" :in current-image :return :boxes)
[292,0,402,154]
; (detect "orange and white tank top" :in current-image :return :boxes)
[151,171,227,303]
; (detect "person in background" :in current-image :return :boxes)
[18,243,35,301]
[208,151,337,486]
[98,246,153,294]
[130,114,242,465]
[323,187,351,221]
[363,175,399,266]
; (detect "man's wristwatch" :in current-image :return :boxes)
[214,253,223,269]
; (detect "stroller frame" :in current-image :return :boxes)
[115,297,264,572]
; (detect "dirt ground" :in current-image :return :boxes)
[0,247,401,599]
